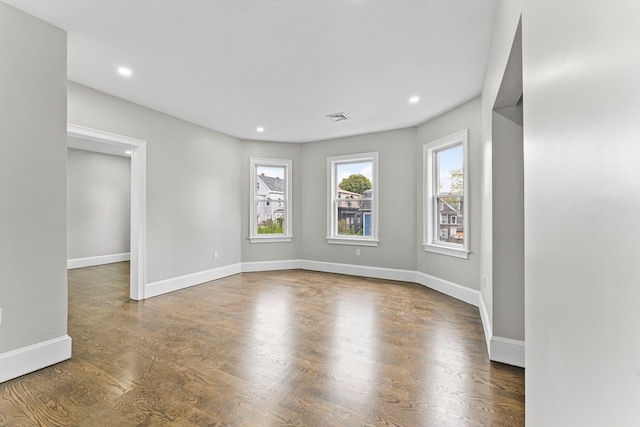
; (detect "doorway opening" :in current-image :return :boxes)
[490,17,525,366]
[67,124,147,300]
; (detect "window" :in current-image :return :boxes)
[423,130,470,258]
[327,152,378,246]
[249,158,292,243]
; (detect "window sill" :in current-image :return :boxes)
[327,237,379,247]
[423,243,470,259]
[249,236,293,243]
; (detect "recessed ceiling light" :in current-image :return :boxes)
[256,127,264,133]
[409,96,420,104]
[117,67,133,77]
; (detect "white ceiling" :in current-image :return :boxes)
[6,0,497,143]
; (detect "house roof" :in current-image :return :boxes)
[259,175,284,192]
[337,188,363,198]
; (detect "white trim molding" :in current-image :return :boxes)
[327,152,379,246]
[0,335,72,383]
[490,336,525,368]
[479,294,493,353]
[414,271,480,307]
[145,263,242,299]
[67,124,147,301]
[326,237,380,247]
[299,260,418,283]
[137,259,524,368]
[242,260,302,273]
[249,157,293,243]
[242,259,481,308]
[150,259,480,307]
[423,129,470,259]
[67,252,130,270]
[478,293,525,368]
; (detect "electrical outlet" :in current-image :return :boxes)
[355,248,361,256]
[214,251,219,260]
[0,307,3,326]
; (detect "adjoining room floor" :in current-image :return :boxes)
[0,262,524,426]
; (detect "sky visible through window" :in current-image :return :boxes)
[257,165,285,179]
[337,161,373,185]
[438,145,462,193]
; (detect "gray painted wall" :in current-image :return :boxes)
[523,2,639,424]
[67,148,131,260]
[491,111,523,341]
[240,140,301,263]
[484,1,640,424]
[299,128,417,271]
[0,3,68,352]
[416,97,482,289]
[68,82,243,284]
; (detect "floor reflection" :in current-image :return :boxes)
[245,287,295,388]
[330,289,379,401]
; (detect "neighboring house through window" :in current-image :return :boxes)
[249,157,292,243]
[327,152,378,246]
[423,130,470,258]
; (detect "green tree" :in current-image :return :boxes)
[339,174,372,194]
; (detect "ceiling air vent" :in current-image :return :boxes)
[326,112,350,122]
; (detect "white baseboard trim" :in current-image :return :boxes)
[478,293,525,368]
[479,294,492,353]
[229,260,481,309]
[298,260,418,283]
[414,271,480,307]
[143,260,520,365]
[144,260,479,311]
[0,335,72,383]
[67,252,130,269]
[145,263,242,299]
[242,259,303,273]
[490,336,525,368]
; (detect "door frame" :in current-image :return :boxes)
[67,124,147,300]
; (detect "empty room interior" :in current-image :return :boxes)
[1,1,639,426]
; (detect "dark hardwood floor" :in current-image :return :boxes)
[0,262,524,426]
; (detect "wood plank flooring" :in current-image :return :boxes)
[0,263,524,426]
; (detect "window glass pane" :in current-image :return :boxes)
[336,198,371,236]
[436,196,464,245]
[336,161,373,193]
[335,161,373,236]
[256,200,286,234]
[256,165,286,195]
[255,165,286,235]
[437,144,463,194]
[250,158,292,241]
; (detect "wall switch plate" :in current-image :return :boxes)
[355,249,361,256]
[0,307,3,326]
[214,251,219,260]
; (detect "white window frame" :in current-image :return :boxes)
[423,130,470,258]
[327,152,379,247]
[249,157,292,243]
